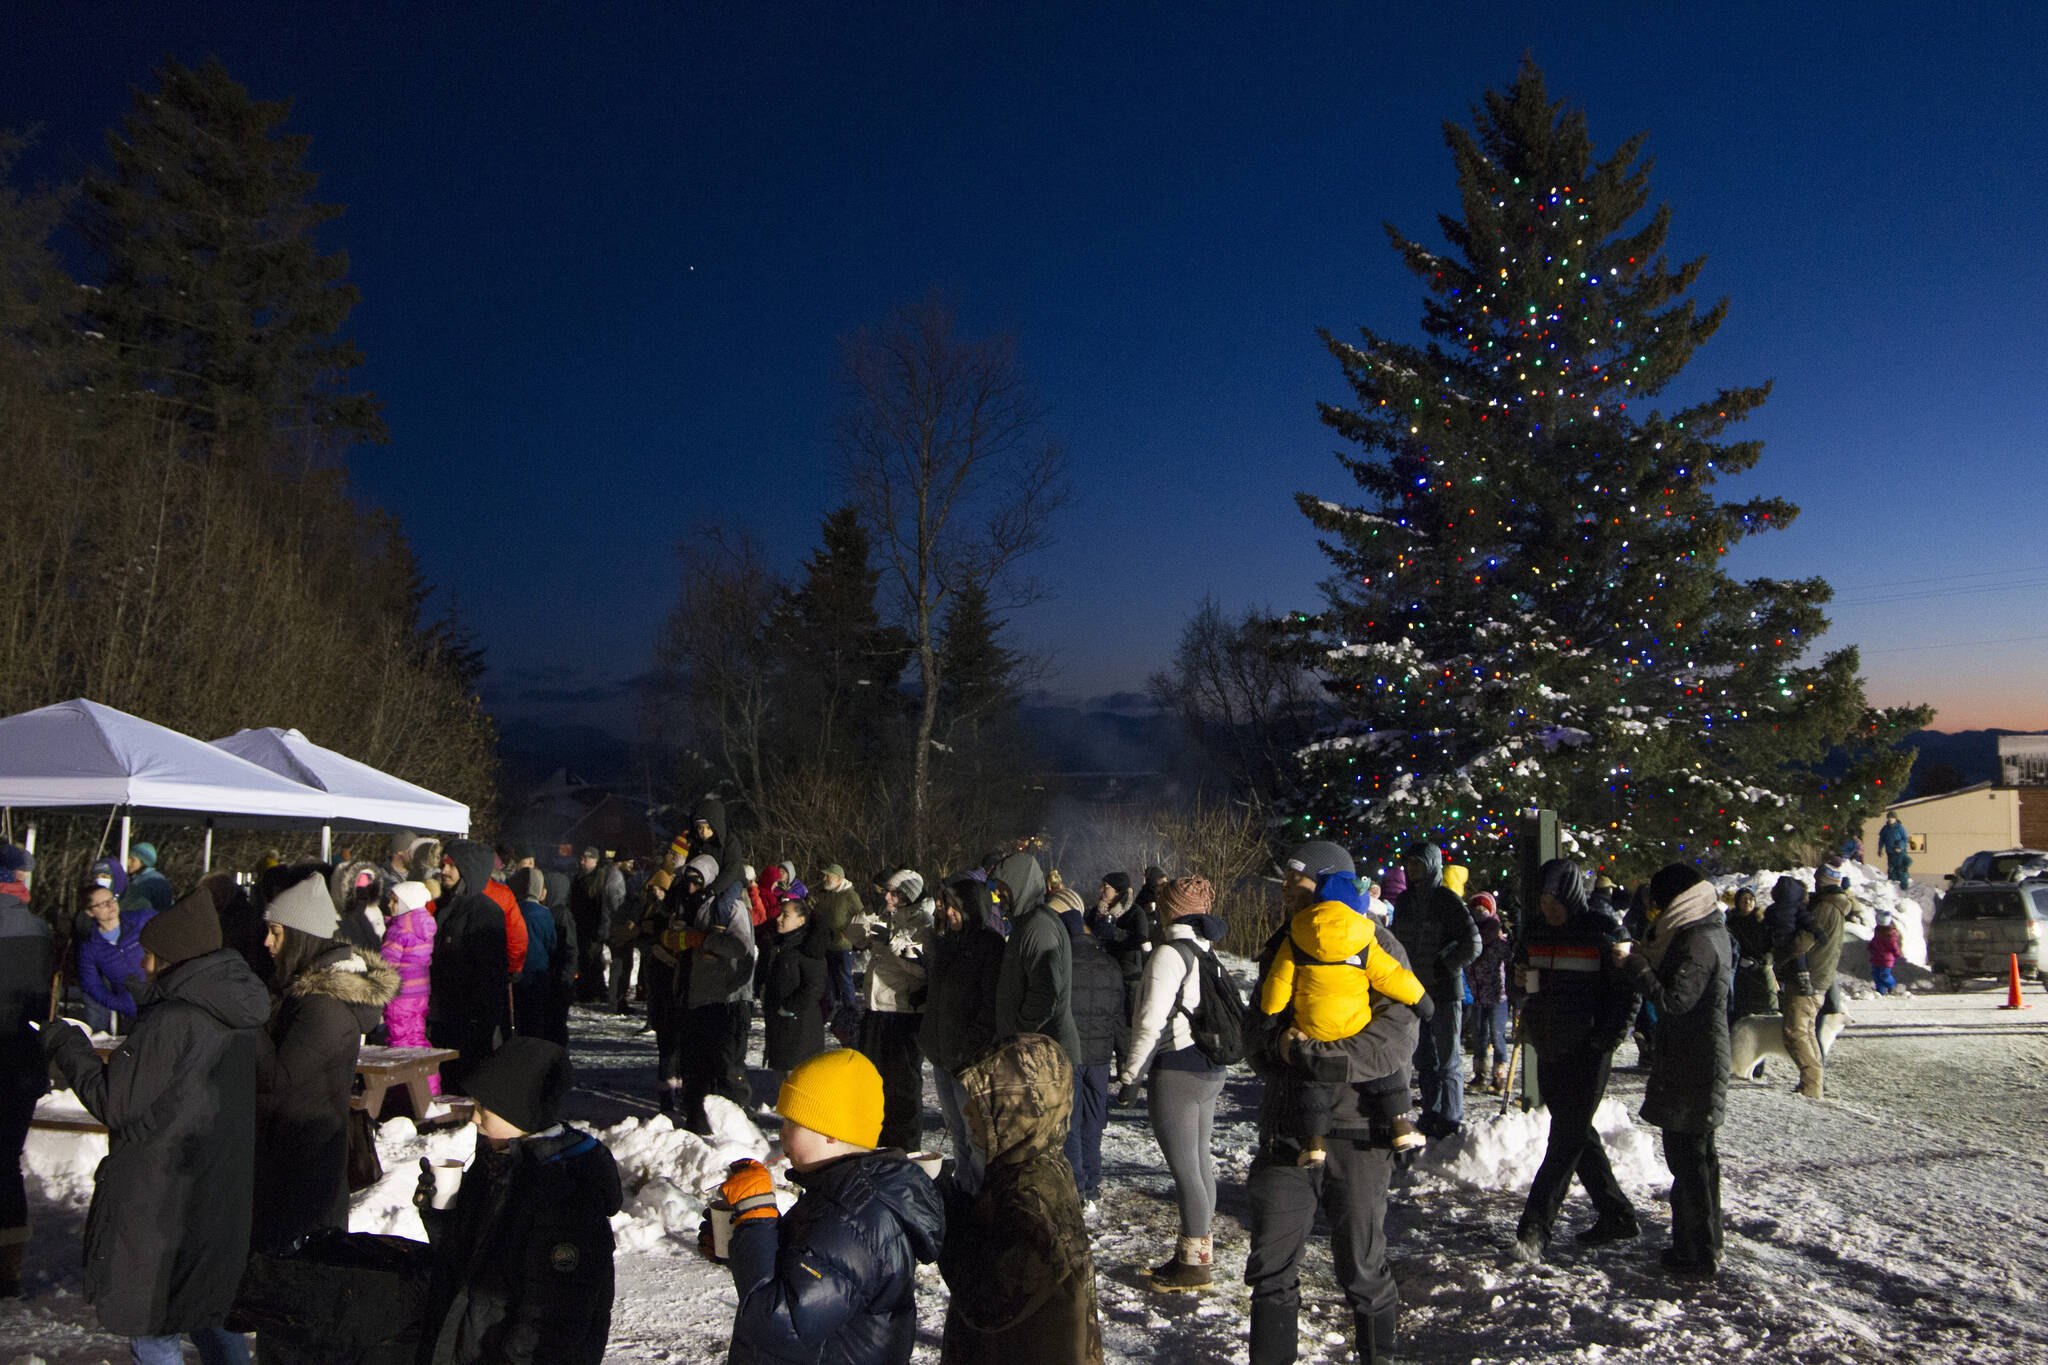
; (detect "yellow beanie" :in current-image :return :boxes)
[776,1049,884,1149]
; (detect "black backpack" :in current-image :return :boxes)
[1168,940,1247,1067]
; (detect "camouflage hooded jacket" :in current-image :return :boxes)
[939,1032,1103,1365]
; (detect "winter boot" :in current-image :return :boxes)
[1389,1116,1426,1153]
[1149,1234,1214,1290]
[0,1239,22,1298]
[1357,1306,1405,1364]
[1247,1300,1298,1365]
[1491,1063,1508,1093]
[1505,1219,1544,1266]
[1576,1209,1641,1245]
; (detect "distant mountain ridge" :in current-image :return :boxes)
[1898,729,2029,797]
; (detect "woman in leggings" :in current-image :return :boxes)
[1117,875,1228,1290]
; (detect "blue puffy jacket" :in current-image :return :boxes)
[79,910,155,1018]
[727,1150,944,1365]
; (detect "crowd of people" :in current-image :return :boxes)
[0,816,1873,1363]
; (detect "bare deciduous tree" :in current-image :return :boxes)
[645,526,786,815]
[1148,596,1323,808]
[838,297,1068,860]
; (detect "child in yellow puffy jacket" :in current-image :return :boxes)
[1261,871,1430,1163]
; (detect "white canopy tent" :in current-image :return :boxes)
[0,699,339,867]
[213,727,469,848]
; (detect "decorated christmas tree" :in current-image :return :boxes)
[1289,61,1927,881]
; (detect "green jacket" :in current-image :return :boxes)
[940,1033,1102,1365]
[1787,887,1850,994]
[812,884,862,953]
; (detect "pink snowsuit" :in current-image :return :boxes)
[1867,924,1902,970]
[381,905,440,1093]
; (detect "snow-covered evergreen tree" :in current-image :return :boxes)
[1289,61,1927,880]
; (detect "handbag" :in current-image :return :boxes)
[345,1105,384,1194]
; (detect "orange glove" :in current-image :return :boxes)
[684,929,707,950]
[720,1158,778,1223]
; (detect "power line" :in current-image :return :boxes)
[1861,632,2048,656]
[1834,576,2048,608]
[1844,563,2048,592]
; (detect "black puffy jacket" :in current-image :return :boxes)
[1622,903,1732,1134]
[430,841,510,1032]
[253,944,401,1252]
[422,1126,623,1365]
[1066,930,1124,1070]
[919,885,1006,1075]
[45,948,272,1337]
[1389,845,1481,999]
[727,1150,944,1365]
[763,918,828,1072]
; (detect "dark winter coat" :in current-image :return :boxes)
[1620,896,1732,1134]
[422,1126,623,1365]
[254,943,401,1252]
[1517,878,1638,1062]
[919,886,1007,1074]
[517,897,556,980]
[0,890,53,1111]
[44,948,271,1336]
[1249,919,1421,1157]
[994,902,1081,1066]
[1066,928,1124,1070]
[125,865,175,915]
[1389,847,1482,1001]
[1727,906,1778,1017]
[764,917,828,1072]
[429,842,512,1036]
[940,1032,1103,1365]
[726,1149,944,1365]
[1088,890,1151,987]
[78,910,153,1018]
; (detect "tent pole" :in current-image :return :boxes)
[23,823,33,857]
[321,824,332,862]
[119,813,131,867]
[203,820,215,873]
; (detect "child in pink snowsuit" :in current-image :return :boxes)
[381,880,441,1092]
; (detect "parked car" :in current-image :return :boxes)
[1929,881,2048,991]
[1947,849,2048,885]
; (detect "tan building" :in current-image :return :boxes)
[1865,780,2048,883]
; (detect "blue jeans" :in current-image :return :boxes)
[131,1329,250,1365]
[1412,989,1465,1134]
[931,1066,986,1195]
[1871,966,1896,995]
[1472,1000,1511,1076]
[1062,1062,1109,1197]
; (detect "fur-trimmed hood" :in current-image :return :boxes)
[286,944,401,1026]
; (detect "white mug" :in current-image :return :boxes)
[427,1159,465,1210]
[707,1202,735,1261]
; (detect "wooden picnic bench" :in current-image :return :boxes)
[352,1045,461,1123]
[32,1042,463,1135]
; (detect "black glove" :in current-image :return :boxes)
[1411,992,1436,1023]
[1117,1081,1145,1106]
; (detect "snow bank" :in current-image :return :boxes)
[349,1095,781,1256]
[1419,1096,1668,1193]
[1714,856,1933,971]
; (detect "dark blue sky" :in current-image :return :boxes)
[10,3,2046,740]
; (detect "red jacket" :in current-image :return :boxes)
[1866,924,1902,970]
[483,878,530,976]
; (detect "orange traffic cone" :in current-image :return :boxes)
[2000,954,2032,1010]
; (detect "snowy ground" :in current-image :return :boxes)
[9,871,2048,1363]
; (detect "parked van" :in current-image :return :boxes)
[1929,881,2048,990]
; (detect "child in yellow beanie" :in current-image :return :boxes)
[1258,871,1432,1163]
[719,1049,945,1364]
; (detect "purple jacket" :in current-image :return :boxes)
[380,906,437,1001]
[1867,924,1902,970]
[1465,911,1511,1007]
[78,909,155,1017]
